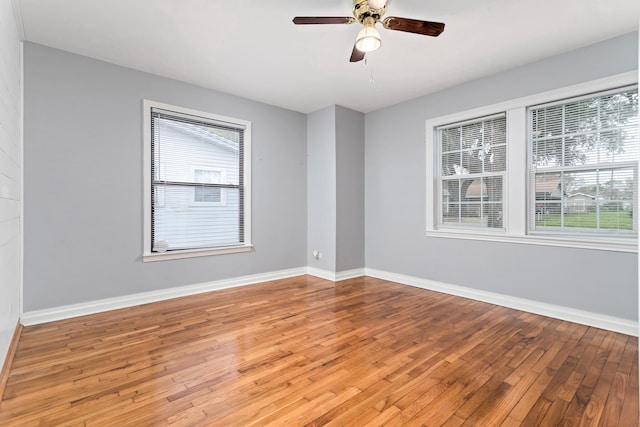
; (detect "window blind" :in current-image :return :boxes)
[150,108,245,251]
[529,86,638,235]
[437,113,507,230]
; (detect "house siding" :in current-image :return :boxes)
[153,121,242,249]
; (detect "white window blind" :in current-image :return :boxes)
[150,107,246,252]
[529,86,638,236]
[437,114,507,230]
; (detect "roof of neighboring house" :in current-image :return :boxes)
[567,192,595,200]
[162,119,239,152]
[535,175,561,193]
[465,180,488,199]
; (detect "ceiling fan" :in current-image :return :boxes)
[293,0,445,63]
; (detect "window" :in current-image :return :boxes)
[437,114,506,230]
[529,87,638,236]
[143,100,252,261]
[426,72,638,252]
[193,168,225,205]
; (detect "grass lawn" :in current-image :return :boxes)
[536,210,633,230]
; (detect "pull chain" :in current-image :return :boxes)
[364,55,375,84]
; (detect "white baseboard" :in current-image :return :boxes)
[305,267,336,281]
[336,268,366,281]
[306,267,365,282]
[20,267,307,326]
[365,268,638,337]
[20,266,637,337]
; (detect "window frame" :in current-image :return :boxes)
[142,100,253,262]
[426,71,637,253]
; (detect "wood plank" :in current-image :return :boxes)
[558,328,617,425]
[0,275,636,426]
[0,322,22,401]
[617,361,639,427]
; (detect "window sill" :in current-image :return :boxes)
[425,229,637,253]
[143,244,254,262]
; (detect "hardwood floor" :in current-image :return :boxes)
[0,275,637,426]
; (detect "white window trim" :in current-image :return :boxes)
[191,166,227,207]
[426,71,638,253]
[142,100,253,262]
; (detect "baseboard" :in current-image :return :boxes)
[20,267,307,326]
[306,267,365,282]
[0,322,23,401]
[19,266,637,336]
[365,268,638,337]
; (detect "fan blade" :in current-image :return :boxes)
[349,45,365,63]
[293,17,356,25]
[382,17,445,37]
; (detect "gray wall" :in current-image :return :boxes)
[306,105,365,273]
[307,106,337,271]
[0,0,22,366]
[335,106,364,272]
[23,42,308,311]
[365,32,639,321]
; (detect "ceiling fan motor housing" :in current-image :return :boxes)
[353,0,386,23]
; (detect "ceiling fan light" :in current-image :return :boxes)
[355,25,381,52]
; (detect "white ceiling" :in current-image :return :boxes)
[15,0,639,114]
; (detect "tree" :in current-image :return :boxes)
[531,90,638,168]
